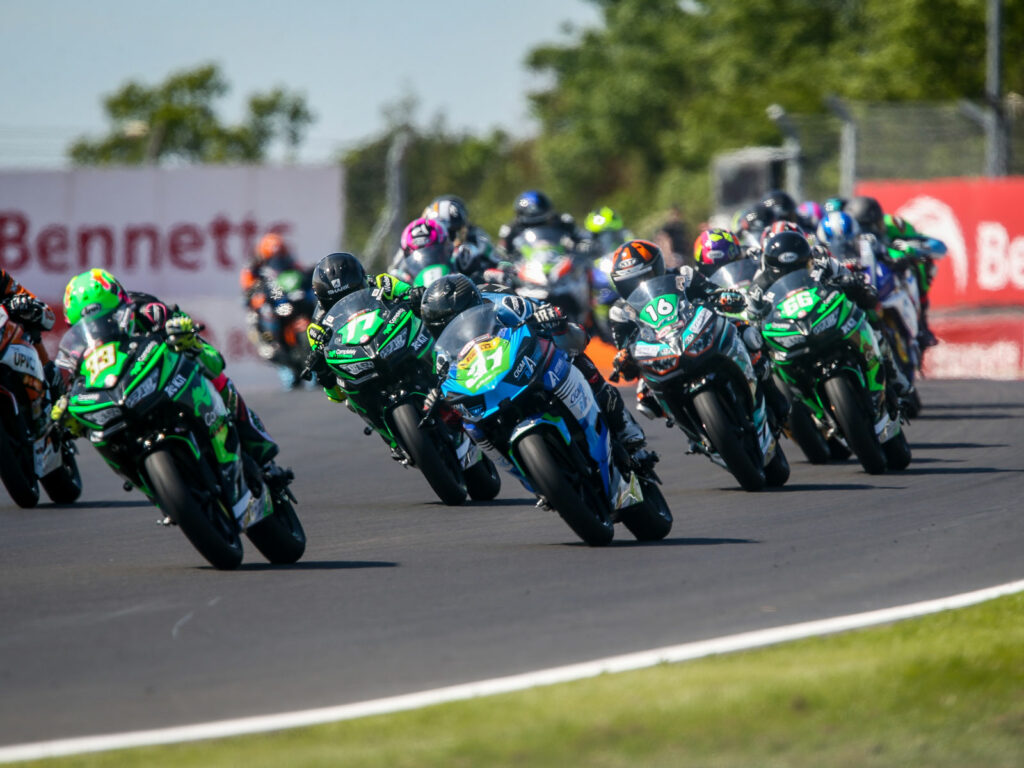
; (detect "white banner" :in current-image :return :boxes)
[0,165,344,387]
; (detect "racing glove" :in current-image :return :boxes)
[530,304,567,334]
[165,316,202,356]
[50,395,87,438]
[374,273,403,301]
[6,294,46,325]
[307,322,327,349]
[714,289,746,315]
[612,348,640,382]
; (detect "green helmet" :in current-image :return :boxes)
[585,206,624,234]
[63,268,130,325]
[884,213,919,240]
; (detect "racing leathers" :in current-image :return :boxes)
[1,269,59,396]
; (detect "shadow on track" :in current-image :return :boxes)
[557,537,758,548]
[230,560,399,572]
[917,401,1024,411]
[892,466,1022,476]
[916,412,1017,421]
[34,500,146,510]
[911,441,1008,450]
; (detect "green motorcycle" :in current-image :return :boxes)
[57,305,305,569]
[759,271,911,474]
[320,288,500,506]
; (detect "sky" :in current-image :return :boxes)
[0,0,602,168]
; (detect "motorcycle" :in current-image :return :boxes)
[58,305,305,569]
[619,275,789,491]
[249,267,316,387]
[320,287,500,506]
[392,243,455,288]
[510,226,594,331]
[0,300,82,508]
[759,270,911,474]
[434,301,672,546]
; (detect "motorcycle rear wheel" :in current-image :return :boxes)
[764,443,791,487]
[517,432,614,546]
[465,454,501,501]
[823,375,887,474]
[882,430,913,471]
[144,448,243,570]
[619,476,672,541]
[246,491,306,564]
[40,442,82,504]
[693,389,765,491]
[392,402,467,506]
[786,400,832,464]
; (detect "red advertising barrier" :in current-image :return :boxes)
[857,177,1024,311]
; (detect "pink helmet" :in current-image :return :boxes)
[400,217,447,253]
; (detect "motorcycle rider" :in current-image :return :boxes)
[0,268,60,397]
[693,227,747,278]
[54,269,289,486]
[418,273,649,460]
[421,195,503,282]
[240,232,309,387]
[609,239,788,426]
[497,190,589,258]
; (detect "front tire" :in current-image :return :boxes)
[693,389,765,491]
[392,402,467,506]
[144,448,243,570]
[823,375,887,474]
[516,432,614,546]
[0,421,40,508]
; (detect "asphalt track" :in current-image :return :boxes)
[1,379,1022,747]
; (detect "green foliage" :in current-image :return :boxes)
[69,63,314,166]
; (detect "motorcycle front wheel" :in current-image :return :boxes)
[392,402,467,506]
[516,431,614,546]
[823,375,887,474]
[144,448,243,570]
[693,389,765,491]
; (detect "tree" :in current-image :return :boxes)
[68,63,314,165]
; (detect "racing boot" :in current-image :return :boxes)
[635,380,664,420]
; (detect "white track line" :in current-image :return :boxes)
[3,578,1022,764]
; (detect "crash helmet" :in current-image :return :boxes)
[609,239,665,299]
[816,211,861,259]
[584,206,624,234]
[256,232,288,261]
[311,252,367,308]
[422,195,470,242]
[420,273,484,335]
[513,190,554,226]
[693,228,743,276]
[797,200,824,228]
[846,195,885,237]
[760,189,798,223]
[761,230,812,274]
[739,202,773,238]
[760,220,807,250]
[884,214,919,240]
[824,197,847,213]
[400,217,448,253]
[63,268,131,325]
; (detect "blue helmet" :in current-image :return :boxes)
[514,190,553,226]
[816,211,860,259]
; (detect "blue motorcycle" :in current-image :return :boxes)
[433,301,672,546]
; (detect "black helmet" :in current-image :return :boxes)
[420,273,483,335]
[513,190,553,226]
[311,252,367,308]
[740,203,773,237]
[608,239,665,299]
[423,195,470,242]
[762,231,812,274]
[846,195,885,237]
[760,189,798,223]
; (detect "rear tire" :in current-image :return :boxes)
[786,400,831,464]
[516,432,614,546]
[144,448,243,570]
[823,375,887,474]
[764,443,791,487]
[693,389,765,491]
[882,430,912,471]
[246,492,306,564]
[0,420,40,508]
[392,402,467,506]
[40,442,82,504]
[619,477,672,541]
[465,454,501,501]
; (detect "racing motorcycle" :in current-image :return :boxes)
[320,287,500,506]
[510,226,594,331]
[249,267,316,387]
[433,301,672,546]
[391,243,454,288]
[58,305,305,569]
[759,270,911,474]
[618,275,789,491]
[0,300,82,508]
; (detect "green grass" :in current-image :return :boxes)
[17,594,1024,768]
